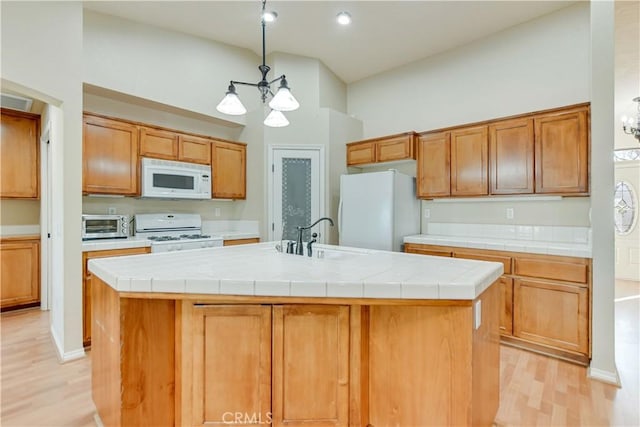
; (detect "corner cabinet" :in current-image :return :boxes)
[212,140,246,199]
[0,109,40,199]
[346,132,417,166]
[0,236,40,309]
[181,304,349,427]
[83,114,139,196]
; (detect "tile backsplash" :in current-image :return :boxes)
[425,222,591,245]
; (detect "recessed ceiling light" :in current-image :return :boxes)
[336,11,352,26]
[262,10,278,23]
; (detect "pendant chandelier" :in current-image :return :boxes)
[216,0,299,127]
[621,97,640,143]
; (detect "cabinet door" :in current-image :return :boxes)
[188,305,272,427]
[179,135,211,165]
[0,109,39,198]
[346,141,376,166]
[417,132,450,198]
[272,305,349,427]
[513,278,588,354]
[489,118,534,195]
[83,247,150,346]
[139,127,178,160]
[376,134,415,162]
[223,238,260,246]
[212,141,246,199]
[499,277,513,336]
[0,239,39,308]
[450,125,488,196]
[534,109,589,194]
[83,115,139,195]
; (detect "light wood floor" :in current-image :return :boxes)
[1,281,638,426]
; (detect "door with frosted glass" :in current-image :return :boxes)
[271,148,322,244]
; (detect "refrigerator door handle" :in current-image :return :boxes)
[338,198,343,233]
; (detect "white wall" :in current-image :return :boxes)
[1,2,84,360]
[348,3,590,137]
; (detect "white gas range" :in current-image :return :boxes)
[134,213,223,253]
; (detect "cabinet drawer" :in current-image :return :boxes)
[346,142,376,166]
[404,244,452,257]
[514,255,588,284]
[454,250,512,274]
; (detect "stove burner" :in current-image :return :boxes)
[148,236,181,241]
[179,234,212,239]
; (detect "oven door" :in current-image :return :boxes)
[141,158,211,199]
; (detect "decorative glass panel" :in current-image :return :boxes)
[614,148,640,162]
[281,158,312,241]
[614,181,637,235]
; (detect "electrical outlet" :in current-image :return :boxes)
[107,207,116,215]
[506,208,514,220]
[423,208,430,219]
[474,300,482,330]
[214,208,221,217]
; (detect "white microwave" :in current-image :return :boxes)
[141,157,211,199]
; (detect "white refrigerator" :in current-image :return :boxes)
[338,170,420,252]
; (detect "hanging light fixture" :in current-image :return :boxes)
[216,0,299,127]
[621,97,640,143]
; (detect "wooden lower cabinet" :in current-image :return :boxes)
[186,305,272,427]
[272,305,350,427]
[513,278,589,355]
[183,304,349,427]
[0,236,40,309]
[405,243,591,364]
[82,246,150,346]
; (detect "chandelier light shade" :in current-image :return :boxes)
[264,109,289,127]
[216,0,299,127]
[268,78,300,111]
[216,84,247,115]
[621,96,640,143]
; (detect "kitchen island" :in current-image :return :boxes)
[89,243,503,427]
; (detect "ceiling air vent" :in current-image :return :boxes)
[1,93,33,112]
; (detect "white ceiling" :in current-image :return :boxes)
[83,1,577,84]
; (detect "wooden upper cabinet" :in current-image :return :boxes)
[347,132,416,166]
[450,125,488,196]
[417,131,451,198]
[212,141,246,199]
[534,108,589,194]
[346,141,376,166]
[272,305,350,427]
[179,134,211,165]
[0,109,39,199]
[139,127,179,160]
[83,114,139,196]
[489,118,534,195]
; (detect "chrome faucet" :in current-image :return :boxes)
[295,217,334,255]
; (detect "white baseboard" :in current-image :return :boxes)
[587,366,621,387]
[49,325,86,363]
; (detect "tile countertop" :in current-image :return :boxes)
[88,242,503,300]
[403,234,592,258]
